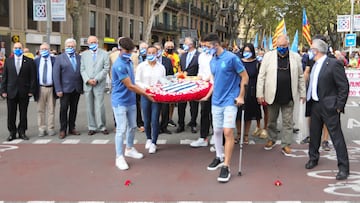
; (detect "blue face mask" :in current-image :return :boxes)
[140,48,147,56]
[243,51,252,59]
[157,50,162,58]
[256,55,263,62]
[65,47,75,55]
[146,54,157,62]
[122,53,132,60]
[183,44,189,52]
[14,49,23,56]
[208,47,217,56]
[202,46,208,53]
[40,50,50,58]
[89,43,98,51]
[277,47,288,55]
[308,50,315,60]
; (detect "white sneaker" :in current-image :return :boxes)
[145,139,152,149]
[149,143,157,154]
[210,145,216,152]
[190,138,208,147]
[210,136,215,145]
[115,156,129,170]
[125,147,144,159]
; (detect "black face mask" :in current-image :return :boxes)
[166,49,174,54]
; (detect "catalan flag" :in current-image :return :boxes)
[302,8,311,46]
[272,18,287,48]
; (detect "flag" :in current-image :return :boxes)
[269,34,273,50]
[263,35,267,50]
[302,8,311,46]
[254,33,258,48]
[272,18,287,48]
[291,30,299,52]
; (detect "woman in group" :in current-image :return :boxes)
[235,43,262,144]
[135,46,166,154]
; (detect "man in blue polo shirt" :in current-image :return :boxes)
[201,33,249,183]
[112,37,154,170]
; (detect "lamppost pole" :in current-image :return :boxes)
[350,0,354,54]
[46,0,52,44]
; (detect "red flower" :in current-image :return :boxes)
[274,180,282,186]
[124,179,132,186]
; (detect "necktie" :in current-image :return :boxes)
[186,52,192,69]
[16,58,21,75]
[70,55,76,71]
[307,62,318,101]
[43,58,48,84]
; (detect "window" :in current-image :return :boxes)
[119,0,123,11]
[205,22,208,33]
[90,11,96,35]
[140,0,145,16]
[90,0,96,5]
[139,21,143,40]
[27,0,37,30]
[172,15,177,30]
[200,21,203,32]
[105,14,111,37]
[106,0,111,8]
[130,19,134,39]
[130,1,135,14]
[118,17,123,37]
[0,0,9,27]
[52,22,60,32]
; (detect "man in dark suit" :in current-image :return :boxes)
[34,42,57,137]
[176,37,199,133]
[1,42,36,141]
[53,38,83,139]
[305,39,350,180]
[154,42,174,134]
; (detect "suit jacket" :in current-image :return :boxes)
[0,55,36,99]
[53,53,83,94]
[80,49,110,92]
[316,57,349,112]
[161,56,174,76]
[180,50,199,76]
[256,50,306,104]
[33,56,57,101]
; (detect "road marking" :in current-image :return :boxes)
[33,139,52,144]
[353,140,360,145]
[157,139,167,144]
[62,139,80,144]
[91,139,109,144]
[27,201,55,203]
[123,139,138,144]
[78,201,105,203]
[2,139,23,144]
[180,139,193,144]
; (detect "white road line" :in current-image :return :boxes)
[353,140,360,145]
[78,201,105,203]
[123,139,138,144]
[33,139,52,144]
[2,139,23,144]
[157,139,167,144]
[91,139,109,144]
[180,139,193,144]
[27,201,55,203]
[62,139,80,144]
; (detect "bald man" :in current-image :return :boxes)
[256,35,306,156]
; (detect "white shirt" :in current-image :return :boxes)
[197,52,213,83]
[311,55,327,101]
[39,57,53,86]
[135,61,166,89]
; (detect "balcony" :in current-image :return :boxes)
[152,22,178,33]
[215,24,227,33]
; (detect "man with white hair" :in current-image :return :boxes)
[257,34,306,156]
[305,39,350,180]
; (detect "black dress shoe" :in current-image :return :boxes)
[18,133,29,140]
[336,171,349,180]
[7,134,16,141]
[176,127,185,133]
[305,160,318,169]
[162,128,172,134]
[191,126,197,133]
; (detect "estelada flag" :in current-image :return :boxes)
[302,8,312,46]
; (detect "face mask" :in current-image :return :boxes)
[122,52,132,60]
[157,50,162,58]
[14,49,23,56]
[277,47,288,55]
[89,43,98,51]
[140,48,146,56]
[202,46,208,53]
[183,44,189,52]
[65,47,75,55]
[166,49,174,54]
[243,51,252,59]
[208,47,217,56]
[40,50,50,58]
[256,56,263,62]
[146,54,156,62]
[308,50,315,60]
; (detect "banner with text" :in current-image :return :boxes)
[346,69,360,97]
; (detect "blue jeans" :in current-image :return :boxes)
[112,105,137,157]
[141,96,161,144]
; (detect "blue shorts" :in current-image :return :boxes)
[211,105,238,129]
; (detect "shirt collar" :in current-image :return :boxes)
[315,55,327,66]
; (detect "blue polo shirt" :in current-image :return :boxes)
[210,50,245,107]
[111,56,136,107]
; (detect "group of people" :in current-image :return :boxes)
[0,32,350,183]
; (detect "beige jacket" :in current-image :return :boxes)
[256,50,306,104]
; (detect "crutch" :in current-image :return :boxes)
[238,85,247,176]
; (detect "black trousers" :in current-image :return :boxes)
[136,94,144,127]
[177,101,199,128]
[59,91,80,132]
[200,98,212,139]
[7,94,29,134]
[160,103,170,130]
[309,101,349,172]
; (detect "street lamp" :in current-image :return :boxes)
[350,0,354,54]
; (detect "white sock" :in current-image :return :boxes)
[213,128,224,160]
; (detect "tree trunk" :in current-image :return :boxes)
[143,0,169,44]
[144,14,155,44]
[72,14,81,50]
